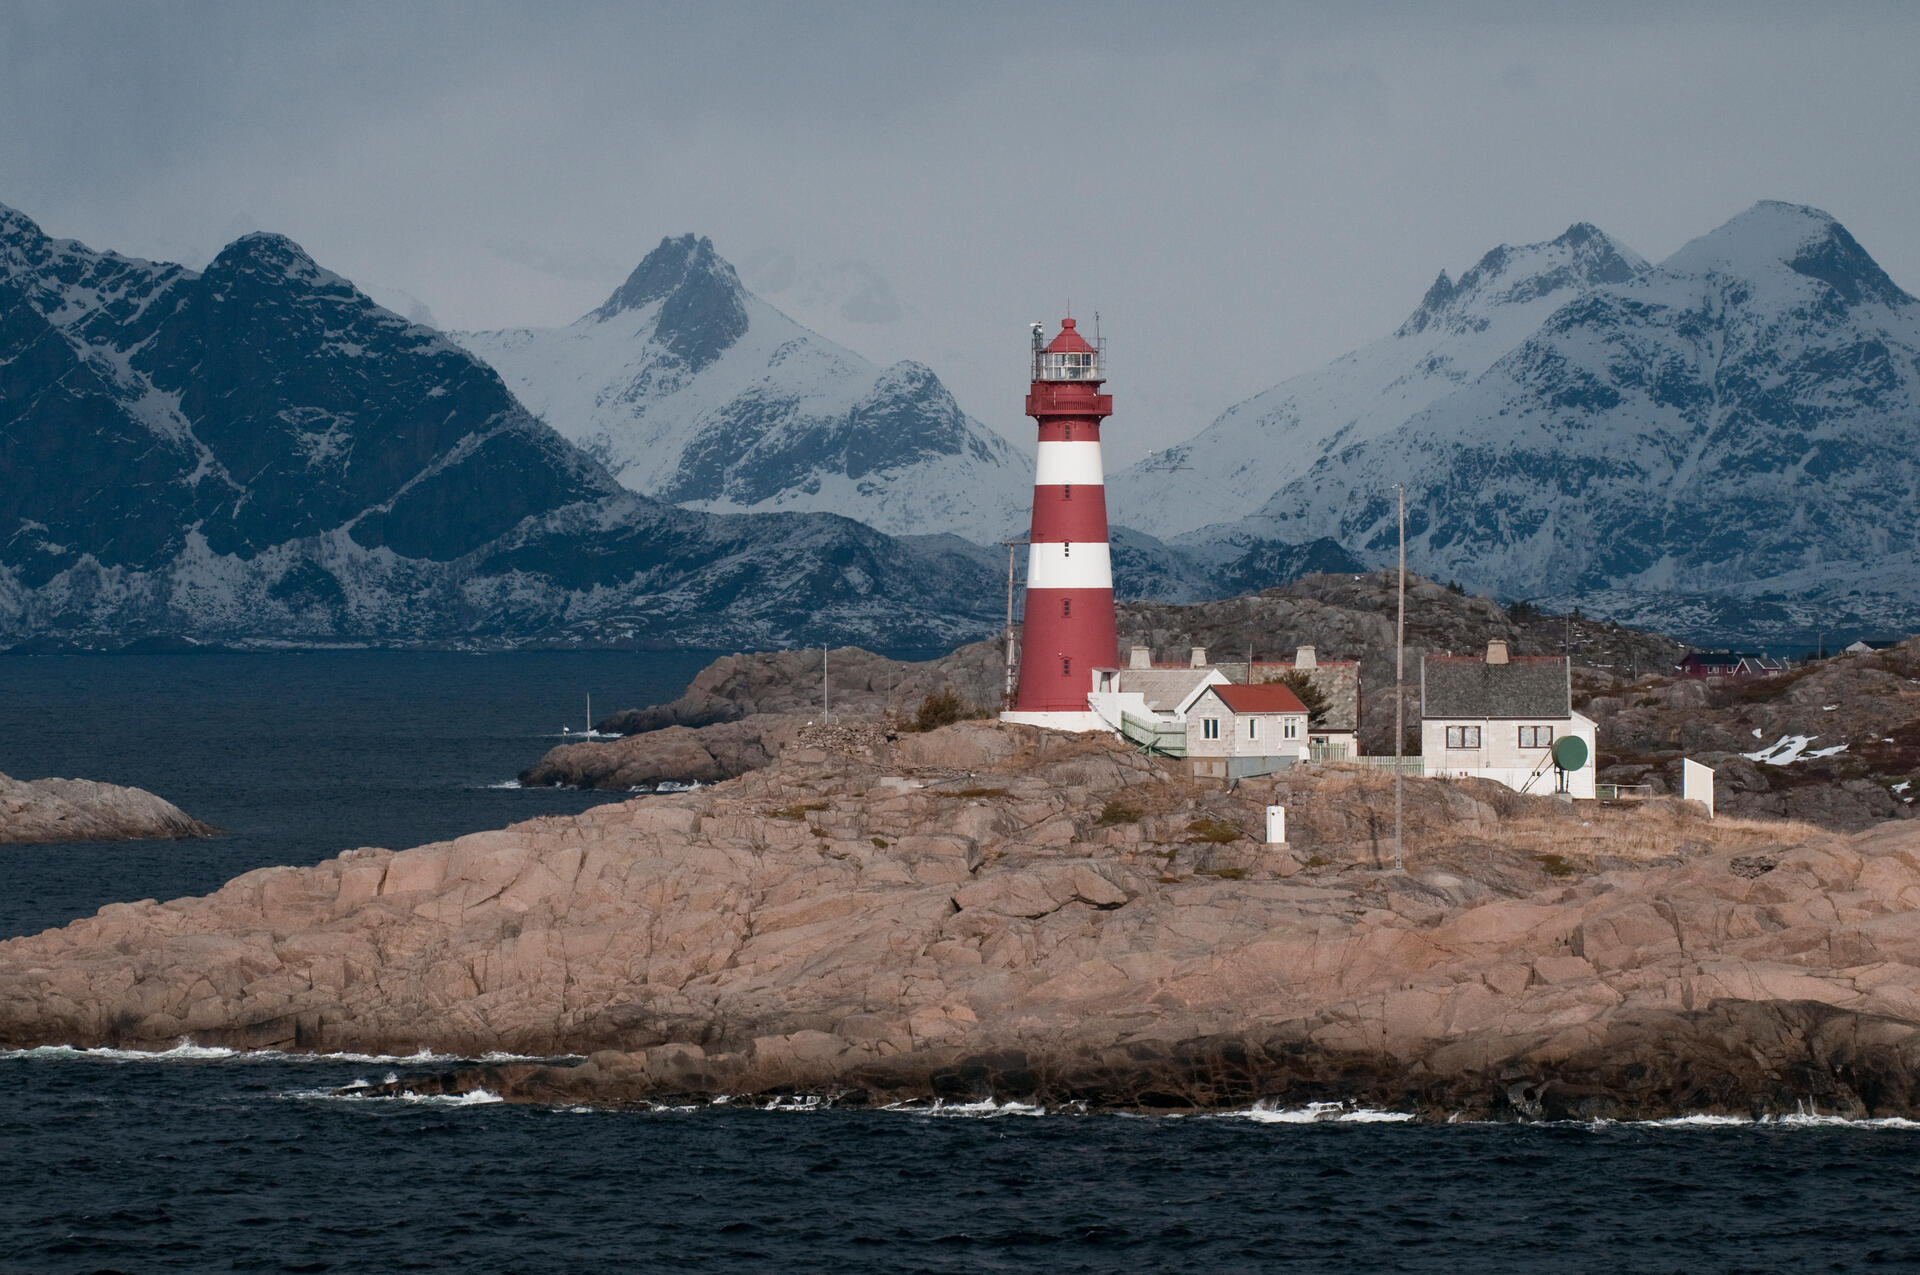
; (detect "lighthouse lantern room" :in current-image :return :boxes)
[1003,317,1119,730]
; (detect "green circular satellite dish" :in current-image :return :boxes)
[1552,736,1589,771]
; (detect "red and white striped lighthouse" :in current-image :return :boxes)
[1011,317,1118,716]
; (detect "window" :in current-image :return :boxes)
[1063,541,1071,556]
[1518,725,1554,748]
[1061,656,1071,678]
[1063,484,1071,500]
[1445,725,1482,749]
[1202,718,1220,740]
[1247,718,1260,741]
[1061,598,1071,617]
[1284,719,1299,740]
[1064,424,1073,440]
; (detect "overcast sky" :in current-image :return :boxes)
[5,1,1917,463]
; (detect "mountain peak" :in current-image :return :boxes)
[592,233,743,321]
[205,231,328,286]
[1664,201,1911,308]
[0,202,46,244]
[1397,222,1648,337]
[589,233,749,370]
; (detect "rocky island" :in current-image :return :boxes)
[0,771,213,844]
[6,719,1920,1120]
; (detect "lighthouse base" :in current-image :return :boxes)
[998,710,1112,734]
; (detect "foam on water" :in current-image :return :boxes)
[282,1087,505,1107]
[882,1098,1049,1118]
[1235,1099,1417,1124]
[0,1040,569,1066]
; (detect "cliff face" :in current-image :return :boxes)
[7,722,1920,1118]
[0,771,212,843]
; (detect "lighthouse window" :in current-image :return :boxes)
[1063,484,1071,500]
[1064,542,1071,557]
[1061,656,1071,677]
[1062,598,1071,617]
[1065,425,1072,441]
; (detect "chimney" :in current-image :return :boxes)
[1487,638,1509,665]
[1128,645,1151,669]
[1190,646,1208,668]
[1295,645,1317,669]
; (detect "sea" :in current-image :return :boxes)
[4,651,1919,1273]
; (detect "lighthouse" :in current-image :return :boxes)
[1005,317,1118,726]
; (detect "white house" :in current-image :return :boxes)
[1249,646,1362,760]
[1420,640,1596,798]
[1089,651,1229,749]
[1185,683,1312,769]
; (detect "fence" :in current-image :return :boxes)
[1120,712,1186,757]
[1595,783,1654,802]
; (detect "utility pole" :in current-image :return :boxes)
[1000,540,1027,706]
[1395,484,1406,874]
[823,646,829,720]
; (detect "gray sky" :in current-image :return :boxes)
[6,1,1918,464]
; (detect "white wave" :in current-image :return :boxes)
[1234,1099,1415,1124]
[760,1094,827,1112]
[282,1087,504,1107]
[0,1041,237,1063]
[0,1040,568,1066]
[486,779,522,790]
[882,1098,1048,1117]
[1638,1114,1753,1126]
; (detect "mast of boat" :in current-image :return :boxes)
[586,692,592,737]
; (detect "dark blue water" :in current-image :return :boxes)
[5,653,1920,1272]
[0,650,715,939]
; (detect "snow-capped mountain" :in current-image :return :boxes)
[0,204,1005,649]
[1108,222,1651,538]
[1114,202,1920,644]
[1223,202,1920,639]
[455,235,1030,543]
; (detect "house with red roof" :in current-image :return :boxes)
[1185,681,1311,773]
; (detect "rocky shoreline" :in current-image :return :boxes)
[8,721,1920,1119]
[0,771,214,844]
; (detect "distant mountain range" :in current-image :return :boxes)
[6,196,1912,651]
[0,205,1008,649]
[1118,202,1920,645]
[454,235,1031,543]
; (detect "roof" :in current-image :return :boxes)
[1114,667,1220,714]
[1045,317,1095,354]
[1422,654,1569,719]
[1680,651,1760,666]
[1205,683,1309,715]
[1252,662,1361,732]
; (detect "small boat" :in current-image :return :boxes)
[559,693,618,740]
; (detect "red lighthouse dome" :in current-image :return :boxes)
[1009,317,1118,717]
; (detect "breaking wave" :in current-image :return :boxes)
[1233,1100,1417,1124]
[0,1040,574,1066]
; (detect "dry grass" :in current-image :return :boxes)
[1469,805,1835,867]
[769,801,830,821]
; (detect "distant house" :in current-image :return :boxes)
[1677,652,1788,679]
[1249,646,1361,760]
[1186,682,1311,778]
[1421,640,1596,798]
[1089,648,1229,753]
[1844,640,1902,655]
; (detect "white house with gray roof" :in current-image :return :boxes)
[1421,640,1596,798]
